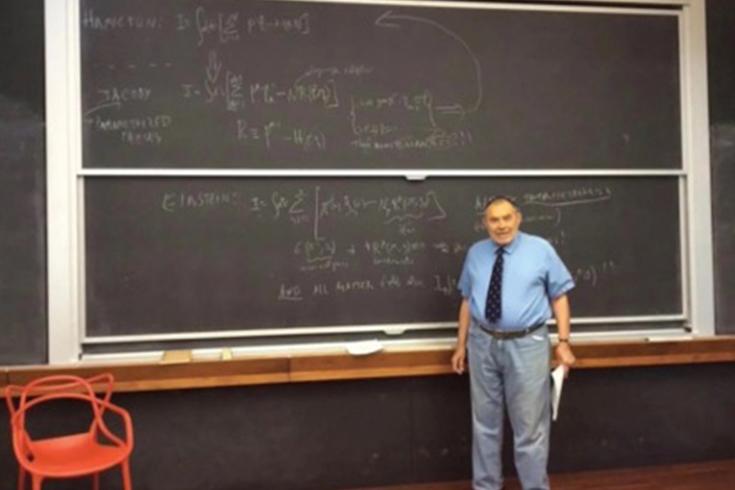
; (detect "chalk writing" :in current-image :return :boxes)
[336,279,375,293]
[572,261,617,287]
[278,283,303,301]
[350,130,473,152]
[294,64,374,84]
[245,13,310,36]
[236,120,327,151]
[85,113,172,146]
[83,3,488,163]
[434,274,459,297]
[195,7,240,46]
[87,115,172,132]
[97,87,153,105]
[82,9,162,30]
[161,191,241,212]
[524,187,613,206]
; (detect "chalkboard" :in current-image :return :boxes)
[80,0,681,169]
[712,125,735,334]
[0,106,47,363]
[0,0,47,365]
[708,0,735,335]
[85,177,681,337]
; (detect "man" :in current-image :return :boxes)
[452,196,576,490]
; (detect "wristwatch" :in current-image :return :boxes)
[558,338,570,343]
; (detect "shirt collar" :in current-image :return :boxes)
[490,232,522,255]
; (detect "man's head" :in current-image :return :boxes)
[483,197,522,246]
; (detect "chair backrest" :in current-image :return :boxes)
[5,384,23,421]
[6,373,113,420]
[5,373,128,467]
[17,373,114,407]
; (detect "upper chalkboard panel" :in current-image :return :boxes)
[80,0,681,169]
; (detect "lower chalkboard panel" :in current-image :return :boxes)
[84,176,681,337]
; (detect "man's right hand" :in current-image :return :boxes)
[451,348,466,374]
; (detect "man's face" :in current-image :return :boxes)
[483,200,522,246]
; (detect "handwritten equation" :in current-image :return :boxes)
[82,4,482,155]
[156,184,620,304]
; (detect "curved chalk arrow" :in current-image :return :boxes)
[375,10,483,115]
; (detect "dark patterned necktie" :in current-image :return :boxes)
[485,247,505,323]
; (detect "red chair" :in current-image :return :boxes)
[5,374,134,490]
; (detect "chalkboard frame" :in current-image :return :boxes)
[42,0,714,365]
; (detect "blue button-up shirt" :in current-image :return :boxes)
[458,232,574,330]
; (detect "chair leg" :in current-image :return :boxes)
[92,473,100,490]
[31,475,42,490]
[121,460,133,490]
[18,467,26,490]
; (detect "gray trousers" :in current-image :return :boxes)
[468,323,552,490]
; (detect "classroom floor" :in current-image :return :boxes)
[353,459,735,490]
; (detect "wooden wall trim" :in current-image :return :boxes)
[3,358,290,394]
[2,337,735,394]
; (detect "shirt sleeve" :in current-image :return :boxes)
[458,251,472,299]
[545,244,575,299]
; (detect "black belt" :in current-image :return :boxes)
[478,323,545,340]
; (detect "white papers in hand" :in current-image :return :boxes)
[551,365,566,422]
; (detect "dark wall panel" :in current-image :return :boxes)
[2,365,734,490]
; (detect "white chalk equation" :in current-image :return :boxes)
[82,9,164,31]
[181,49,342,112]
[473,187,613,231]
[174,7,310,46]
[275,257,618,304]
[83,5,482,157]
[159,187,448,232]
[235,120,327,152]
[276,272,457,302]
[154,184,623,307]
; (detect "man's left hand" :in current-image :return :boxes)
[555,342,576,377]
